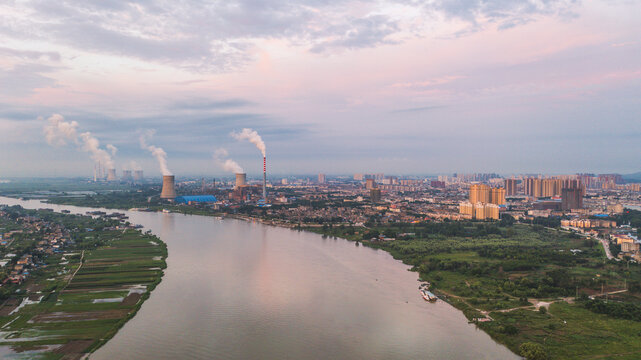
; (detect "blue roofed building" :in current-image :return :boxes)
[175,195,218,204]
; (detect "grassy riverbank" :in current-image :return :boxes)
[307,222,641,360]
[0,208,167,359]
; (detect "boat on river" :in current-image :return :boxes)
[421,290,438,302]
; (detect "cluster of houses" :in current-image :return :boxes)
[6,254,34,284]
[0,211,72,286]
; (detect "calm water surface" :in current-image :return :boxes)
[0,197,518,359]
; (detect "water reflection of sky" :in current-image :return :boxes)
[0,197,517,360]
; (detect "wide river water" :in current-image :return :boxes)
[0,197,518,359]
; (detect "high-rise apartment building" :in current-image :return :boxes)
[562,188,583,210]
[469,184,490,203]
[370,188,382,203]
[485,203,500,220]
[470,184,505,205]
[459,201,499,220]
[459,202,474,216]
[505,179,517,196]
[532,178,542,197]
[490,188,506,205]
[318,173,326,184]
[365,178,377,190]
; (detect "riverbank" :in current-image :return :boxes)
[0,206,167,359]
[304,223,641,360]
[17,195,641,359]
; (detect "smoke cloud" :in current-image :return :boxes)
[214,148,243,174]
[126,160,142,171]
[43,114,78,146]
[231,128,266,157]
[139,130,172,176]
[79,132,115,169]
[42,114,116,169]
[106,144,118,156]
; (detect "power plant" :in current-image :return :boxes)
[160,175,177,200]
[107,168,117,181]
[122,170,132,181]
[235,173,246,189]
[133,170,144,182]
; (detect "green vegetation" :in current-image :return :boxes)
[5,185,641,359]
[615,209,641,235]
[309,221,641,359]
[0,207,167,358]
[0,178,133,196]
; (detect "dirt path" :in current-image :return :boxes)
[61,250,85,292]
[438,286,627,320]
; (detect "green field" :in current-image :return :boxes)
[0,209,167,359]
[309,221,641,360]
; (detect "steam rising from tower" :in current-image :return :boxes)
[43,114,118,178]
[213,148,243,174]
[139,130,171,176]
[232,128,267,200]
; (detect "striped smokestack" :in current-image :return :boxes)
[263,156,267,200]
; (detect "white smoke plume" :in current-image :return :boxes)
[106,144,118,156]
[43,114,78,146]
[139,130,172,176]
[42,114,115,169]
[214,148,243,173]
[79,132,115,169]
[127,161,142,171]
[231,128,266,157]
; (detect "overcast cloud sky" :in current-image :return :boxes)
[0,0,639,177]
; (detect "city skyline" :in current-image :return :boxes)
[1,1,640,176]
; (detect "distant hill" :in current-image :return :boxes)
[623,172,641,182]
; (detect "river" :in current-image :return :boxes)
[0,197,518,359]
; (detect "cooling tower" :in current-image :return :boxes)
[160,175,177,199]
[122,170,132,181]
[235,173,246,189]
[107,168,117,181]
[133,170,144,181]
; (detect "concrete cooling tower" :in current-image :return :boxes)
[161,175,177,200]
[235,173,246,189]
[107,168,117,181]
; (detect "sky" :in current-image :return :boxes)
[0,0,640,178]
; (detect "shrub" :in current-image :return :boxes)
[519,342,550,360]
[539,306,547,315]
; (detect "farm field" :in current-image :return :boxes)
[0,208,166,359]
